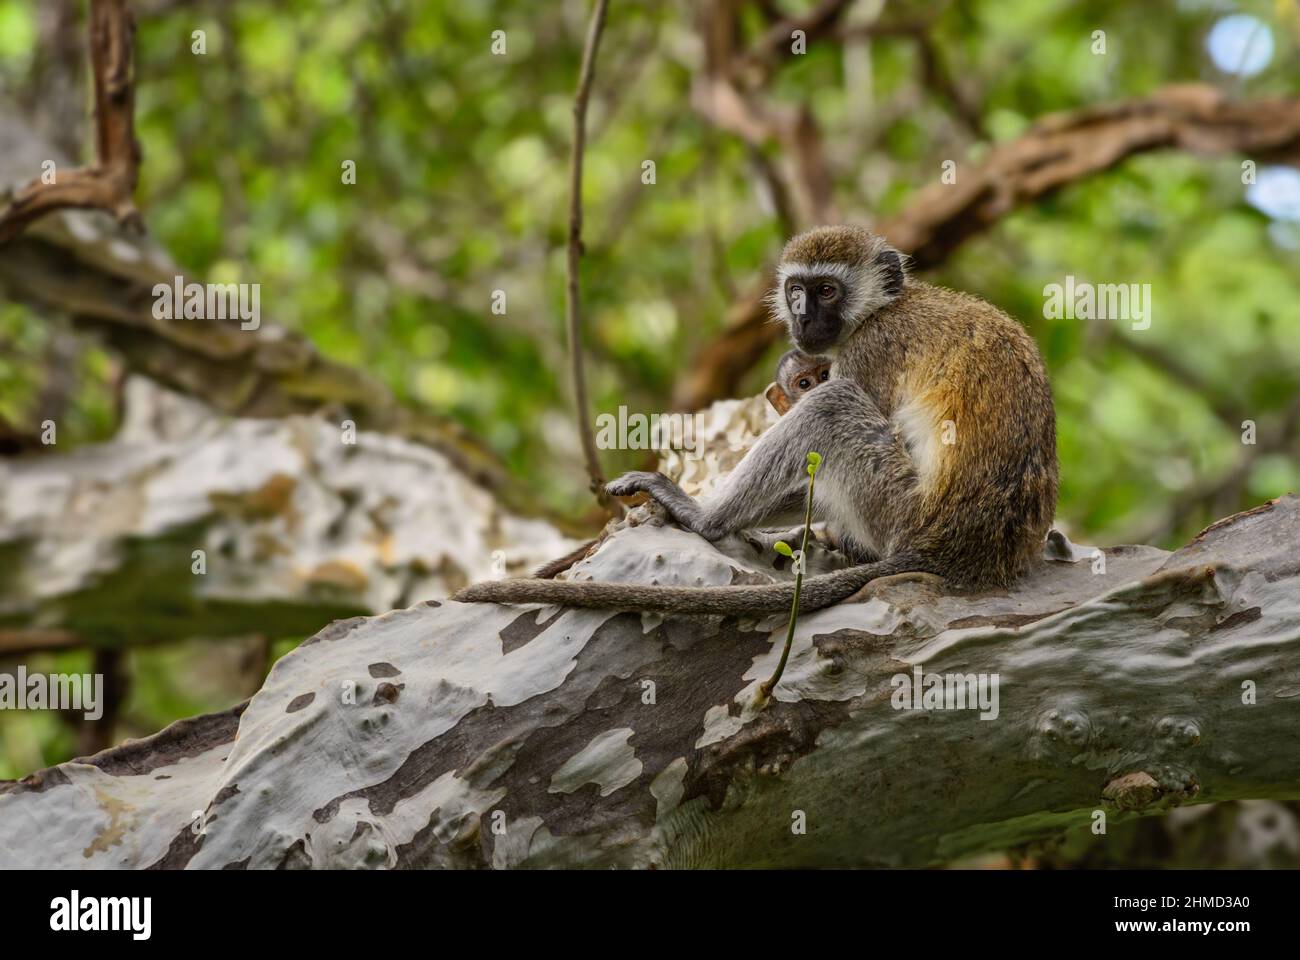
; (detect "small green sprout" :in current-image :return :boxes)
[760,450,822,700]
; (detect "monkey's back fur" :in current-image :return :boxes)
[835,279,1058,587]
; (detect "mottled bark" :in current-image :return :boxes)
[3,494,1296,869]
[0,379,578,652]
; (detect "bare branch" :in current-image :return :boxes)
[566,0,620,514]
[675,85,1300,410]
[692,1,838,228]
[0,0,141,244]
[879,85,1300,270]
[0,629,84,656]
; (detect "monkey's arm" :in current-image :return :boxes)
[608,381,891,542]
[456,380,928,615]
[607,470,807,541]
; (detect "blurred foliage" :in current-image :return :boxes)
[1,0,1299,782]
[0,0,1297,537]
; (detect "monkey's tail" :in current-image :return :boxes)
[531,538,601,579]
[452,554,927,615]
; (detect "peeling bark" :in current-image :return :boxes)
[3,492,1297,869]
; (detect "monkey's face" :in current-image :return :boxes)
[787,361,832,399]
[790,364,832,395]
[783,275,849,354]
[771,227,908,354]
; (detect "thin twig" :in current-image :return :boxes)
[0,0,142,244]
[566,0,619,513]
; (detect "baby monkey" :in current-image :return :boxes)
[765,349,833,416]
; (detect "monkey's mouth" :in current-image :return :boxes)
[788,296,844,354]
[793,327,842,355]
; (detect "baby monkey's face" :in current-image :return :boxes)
[765,350,833,415]
[787,360,832,399]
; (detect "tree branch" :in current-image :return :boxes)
[691,1,838,231]
[565,0,619,514]
[0,0,141,245]
[877,84,1300,270]
[0,209,593,536]
[675,85,1300,410]
[5,495,1297,868]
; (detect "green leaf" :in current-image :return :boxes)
[774,541,794,557]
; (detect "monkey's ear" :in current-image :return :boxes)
[765,382,792,416]
[875,248,905,300]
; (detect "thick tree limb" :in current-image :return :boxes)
[3,495,1297,868]
[0,378,581,652]
[0,112,596,535]
[876,84,1300,270]
[675,85,1300,411]
[0,0,141,245]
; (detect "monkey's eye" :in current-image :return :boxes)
[798,378,811,390]
[817,282,838,301]
[820,370,830,381]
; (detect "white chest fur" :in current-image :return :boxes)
[893,394,941,488]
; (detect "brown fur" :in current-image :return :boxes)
[834,280,1058,587]
[767,349,832,415]
[780,223,885,266]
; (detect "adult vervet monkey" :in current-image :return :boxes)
[456,226,1058,614]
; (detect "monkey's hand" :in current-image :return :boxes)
[606,471,720,540]
[605,471,667,499]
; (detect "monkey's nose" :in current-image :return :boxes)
[798,311,820,334]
